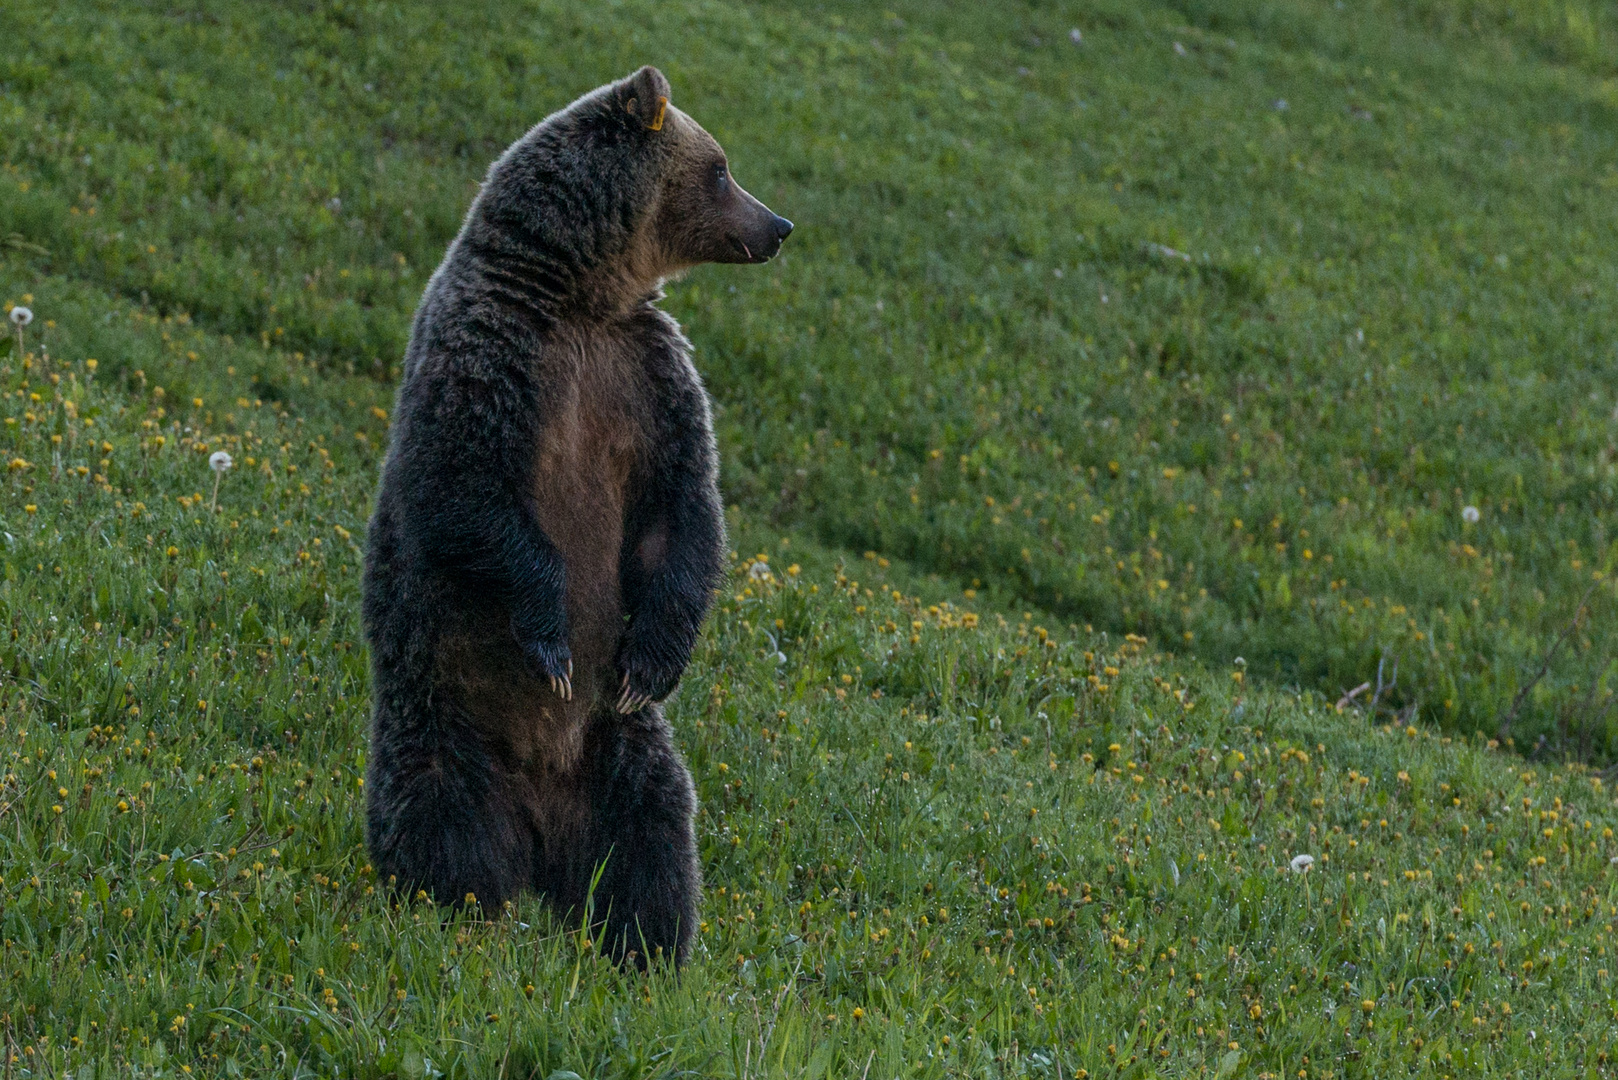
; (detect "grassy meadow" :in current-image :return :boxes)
[3,0,1618,1076]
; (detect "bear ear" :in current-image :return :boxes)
[620,65,672,132]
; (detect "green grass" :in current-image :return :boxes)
[5,0,1618,748]
[7,280,1618,1076]
[4,0,1618,1076]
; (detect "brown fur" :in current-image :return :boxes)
[434,107,764,764]
[363,66,791,964]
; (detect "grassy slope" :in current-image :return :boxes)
[5,271,1618,1077]
[3,0,1618,1077]
[3,0,1618,747]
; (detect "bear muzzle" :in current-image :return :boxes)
[729,213,794,264]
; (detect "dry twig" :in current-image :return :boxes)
[1336,682,1371,711]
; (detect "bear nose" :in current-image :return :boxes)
[772,215,794,241]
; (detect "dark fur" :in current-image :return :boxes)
[362,67,790,965]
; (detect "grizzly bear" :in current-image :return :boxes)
[361,65,791,965]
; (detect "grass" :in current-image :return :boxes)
[3,0,1618,1076]
[7,279,1618,1076]
[5,0,1618,748]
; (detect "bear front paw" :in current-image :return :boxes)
[519,635,574,701]
[615,655,683,714]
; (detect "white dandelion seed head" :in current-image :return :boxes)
[747,561,772,582]
[9,306,32,327]
[1069,27,1082,43]
[209,450,234,473]
[1290,854,1315,873]
[1461,505,1480,524]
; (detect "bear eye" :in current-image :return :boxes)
[714,163,729,189]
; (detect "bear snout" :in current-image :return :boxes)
[730,213,793,263]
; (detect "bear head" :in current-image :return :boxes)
[469,66,792,307]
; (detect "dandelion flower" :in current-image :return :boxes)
[1290,854,1315,873]
[1462,505,1480,524]
[9,305,31,355]
[208,450,233,512]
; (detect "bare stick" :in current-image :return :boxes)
[1368,654,1396,719]
[1336,682,1371,711]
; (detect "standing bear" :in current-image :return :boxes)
[362,66,791,965]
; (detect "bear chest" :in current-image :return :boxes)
[530,340,652,702]
[532,366,643,518]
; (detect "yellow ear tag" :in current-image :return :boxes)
[647,96,668,132]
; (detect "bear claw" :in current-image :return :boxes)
[518,632,572,694]
[616,672,653,714]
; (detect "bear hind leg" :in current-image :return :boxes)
[583,709,700,967]
[367,714,534,911]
